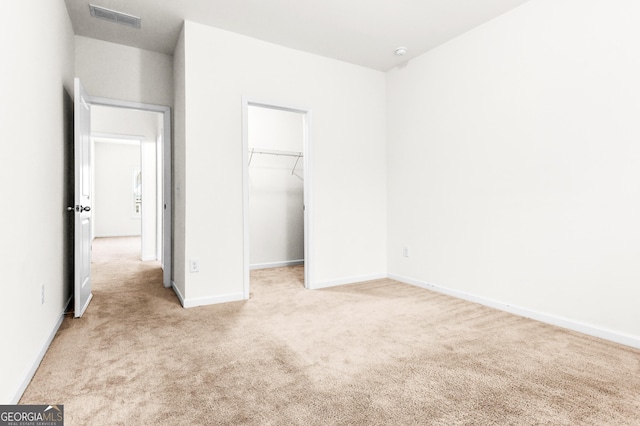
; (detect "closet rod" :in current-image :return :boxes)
[248,148,303,166]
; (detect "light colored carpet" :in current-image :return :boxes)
[21,237,640,425]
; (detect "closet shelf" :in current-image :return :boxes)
[248,147,303,176]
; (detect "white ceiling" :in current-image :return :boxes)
[64,0,531,71]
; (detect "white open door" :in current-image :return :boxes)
[73,78,93,317]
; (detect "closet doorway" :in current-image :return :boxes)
[242,99,314,297]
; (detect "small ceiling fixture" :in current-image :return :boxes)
[89,4,141,29]
[394,47,408,56]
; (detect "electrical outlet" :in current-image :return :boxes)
[189,258,200,273]
[41,284,45,305]
[402,246,409,258]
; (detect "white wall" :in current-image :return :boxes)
[75,36,173,107]
[0,1,75,403]
[387,0,640,343]
[94,141,141,237]
[249,106,304,267]
[174,21,387,304]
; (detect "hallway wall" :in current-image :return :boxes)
[94,141,142,237]
[0,1,75,404]
[75,35,173,108]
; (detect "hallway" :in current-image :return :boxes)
[91,236,164,298]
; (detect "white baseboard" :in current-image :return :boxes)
[9,301,69,403]
[182,292,245,308]
[171,281,244,308]
[388,273,640,349]
[311,273,387,290]
[250,259,304,270]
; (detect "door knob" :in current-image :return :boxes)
[66,205,91,212]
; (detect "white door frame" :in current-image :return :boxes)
[90,96,173,288]
[241,97,314,297]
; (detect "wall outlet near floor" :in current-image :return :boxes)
[402,246,409,257]
[189,258,200,273]
[41,284,45,305]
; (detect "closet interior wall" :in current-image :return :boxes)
[248,106,305,270]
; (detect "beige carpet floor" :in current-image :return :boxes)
[21,237,640,425]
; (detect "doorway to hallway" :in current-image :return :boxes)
[91,105,164,263]
[87,95,172,290]
[69,78,173,318]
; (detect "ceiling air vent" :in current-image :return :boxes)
[89,4,141,29]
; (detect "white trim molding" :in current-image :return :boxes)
[182,293,245,308]
[10,303,69,403]
[388,273,640,350]
[311,273,387,290]
[250,260,304,270]
[172,281,244,308]
[94,233,142,238]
